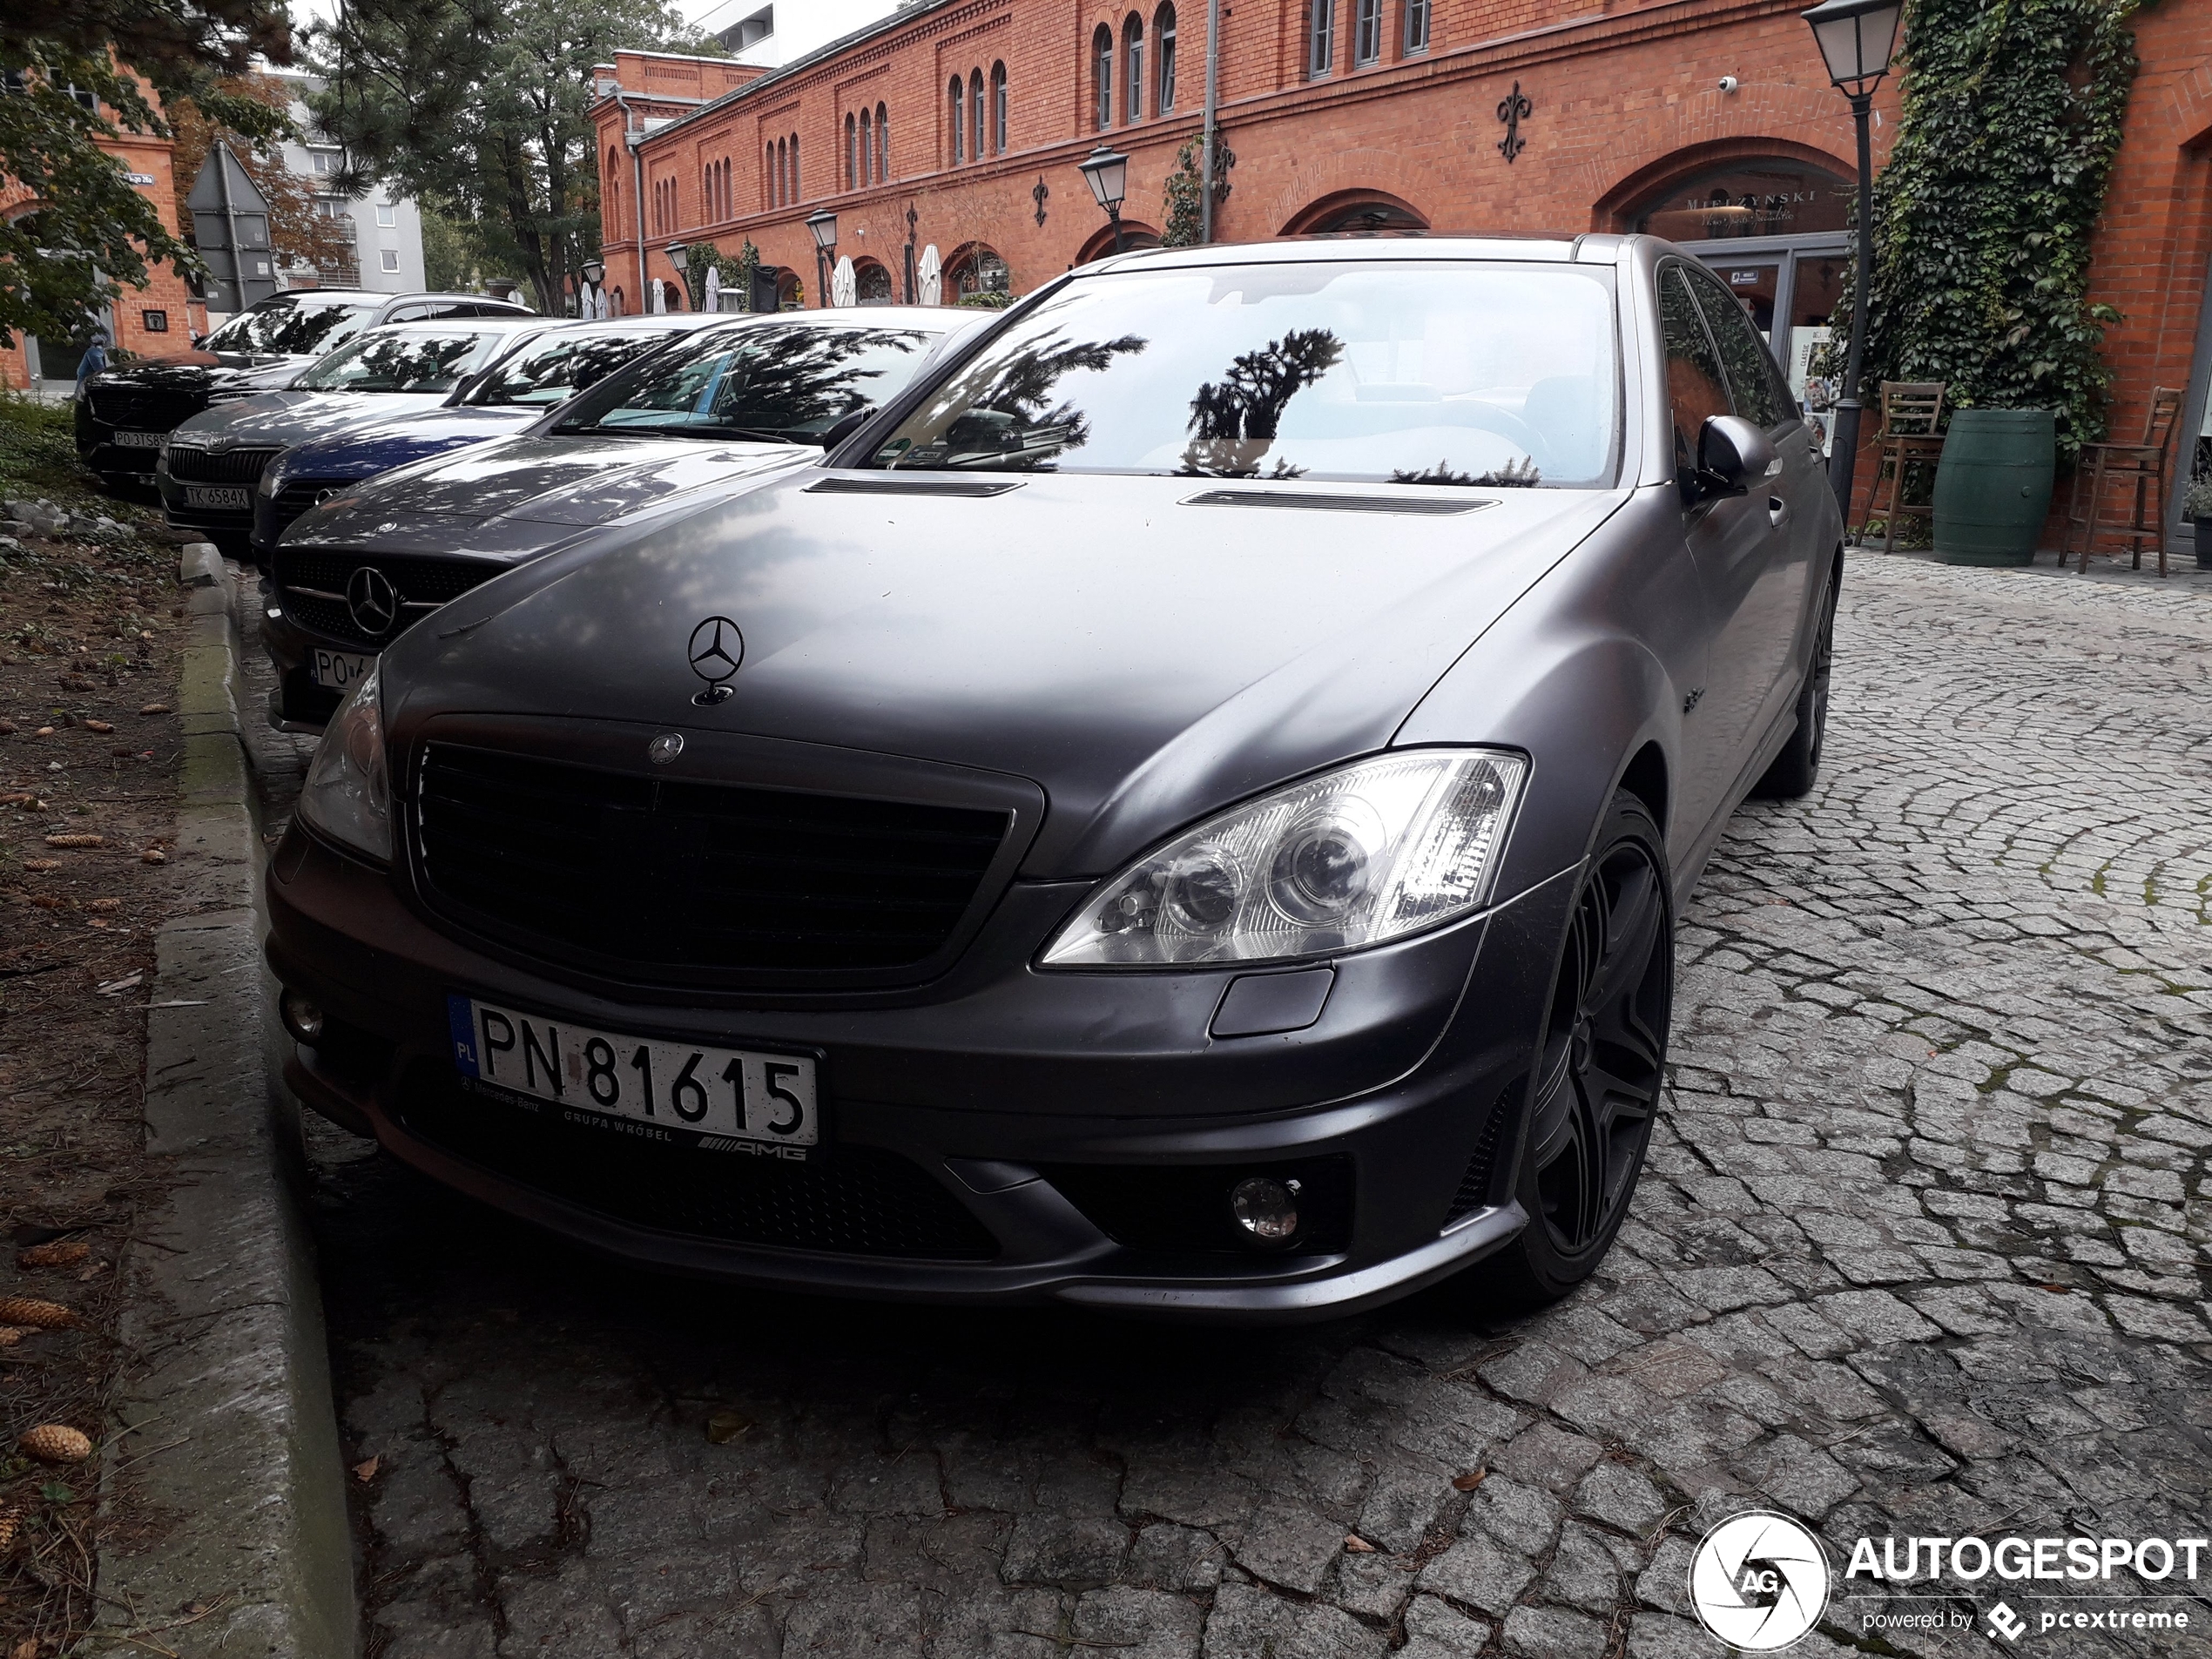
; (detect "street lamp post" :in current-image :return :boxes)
[579,257,606,319]
[1802,0,1904,523]
[664,241,689,311]
[1078,144,1130,255]
[806,209,839,308]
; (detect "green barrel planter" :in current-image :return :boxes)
[1932,408,2055,566]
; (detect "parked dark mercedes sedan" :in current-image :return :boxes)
[74,288,532,489]
[266,237,1840,1318]
[260,308,973,728]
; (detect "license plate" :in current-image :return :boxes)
[184,485,250,509]
[446,995,820,1152]
[310,647,374,691]
[112,429,168,448]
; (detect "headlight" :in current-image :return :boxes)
[1041,749,1527,968]
[257,464,282,498]
[298,669,391,861]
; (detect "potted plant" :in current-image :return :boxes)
[2187,475,2212,571]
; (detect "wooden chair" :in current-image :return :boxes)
[2063,387,2184,577]
[1855,381,1946,552]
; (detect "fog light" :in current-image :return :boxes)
[1230,1176,1302,1243]
[280,990,324,1045]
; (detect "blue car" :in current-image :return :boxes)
[251,314,732,557]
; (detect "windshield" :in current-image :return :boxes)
[201,298,374,357]
[555,320,941,442]
[293,328,517,395]
[869,262,1620,486]
[462,327,687,408]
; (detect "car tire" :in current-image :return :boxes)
[1485,789,1673,1310]
[1750,563,1839,800]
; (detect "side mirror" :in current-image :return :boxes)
[815,408,873,450]
[1688,415,1777,502]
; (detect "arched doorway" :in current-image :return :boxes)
[1075,220,1162,264]
[1281,190,1429,235]
[945,241,1011,301]
[853,258,894,305]
[775,267,803,308]
[1609,148,1856,448]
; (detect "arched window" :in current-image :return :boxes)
[948,76,964,163]
[1155,3,1177,111]
[775,138,787,206]
[859,109,872,186]
[789,132,799,199]
[970,69,984,162]
[1403,0,1429,52]
[845,113,857,190]
[611,286,624,316]
[765,144,775,208]
[1625,155,1853,241]
[876,102,889,180]
[990,62,1008,154]
[1308,0,1334,77]
[1352,0,1380,64]
[1093,25,1113,130]
[1123,15,1143,122]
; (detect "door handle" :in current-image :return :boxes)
[1768,496,1789,527]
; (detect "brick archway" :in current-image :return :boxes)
[1279,188,1430,236]
[1261,148,1424,239]
[1592,136,1858,233]
[1076,219,1161,263]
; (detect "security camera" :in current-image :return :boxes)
[1718,75,1740,93]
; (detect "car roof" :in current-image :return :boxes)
[349,317,545,337]
[246,288,536,313]
[710,304,974,329]
[1079,234,1635,275]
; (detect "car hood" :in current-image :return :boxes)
[383,471,1627,876]
[88,353,307,399]
[273,405,541,484]
[285,433,822,553]
[170,389,457,451]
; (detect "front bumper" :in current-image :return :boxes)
[260,589,354,730]
[266,822,1576,1319]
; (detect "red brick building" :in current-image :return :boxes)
[1,76,199,395]
[592,0,2210,543]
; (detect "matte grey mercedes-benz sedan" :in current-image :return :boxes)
[266,235,1840,1319]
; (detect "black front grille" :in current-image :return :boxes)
[274,550,499,646]
[414,745,1009,978]
[90,384,204,432]
[1445,1084,1523,1224]
[396,1064,999,1259]
[167,444,280,484]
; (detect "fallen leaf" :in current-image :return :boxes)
[1452,1467,1487,1492]
[139,703,170,715]
[97,972,144,995]
[0,1298,77,1330]
[18,1241,88,1270]
[27,896,64,911]
[353,1456,380,1483]
[705,1409,754,1445]
[43,833,102,847]
[1343,1534,1378,1553]
[83,719,113,733]
[18,1425,91,1463]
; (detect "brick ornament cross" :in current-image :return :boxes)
[1032,176,1049,227]
[1497,81,1533,163]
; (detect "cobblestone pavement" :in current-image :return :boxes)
[266,552,2212,1658]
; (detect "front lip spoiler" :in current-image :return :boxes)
[285,1043,1528,1323]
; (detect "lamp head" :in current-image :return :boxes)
[806,208,839,252]
[664,241,688,269]
[1078,143,1130,212]
[580,258,605,285]
[1802,0,1902,92]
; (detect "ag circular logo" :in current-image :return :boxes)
[345,564,400,637]
[687,615,744,705]
[1689,1512,1830,1651]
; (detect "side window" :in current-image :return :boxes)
[1684,265,1784,428]
[382,304,428,323]
[1658,265,1730,475]
[419,300,473,319]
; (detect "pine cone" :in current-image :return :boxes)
[18,1425,91,1464]
[18,1241,89,1270]
[0,1297,77,1329]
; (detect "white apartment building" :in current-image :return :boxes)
[266,68,427,293]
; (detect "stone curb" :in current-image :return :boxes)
[89,550,357,1657]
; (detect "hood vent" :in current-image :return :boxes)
[1181,489,1495,516]
[807,475,1025,498]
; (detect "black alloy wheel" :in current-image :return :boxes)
[1753,563,1839,799]
[1490,790,1672,1307]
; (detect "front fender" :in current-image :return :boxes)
[1393,486,1703,904]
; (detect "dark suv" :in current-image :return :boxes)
[75,289,534,489]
